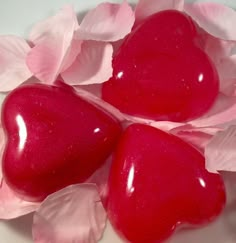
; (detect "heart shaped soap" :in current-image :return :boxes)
[102,10,219,122]
[1,83,122,201]
[107,124,225,243]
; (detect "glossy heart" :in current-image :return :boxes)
[1,83,122,201]
[107,124,225,243]
[102,10,219,122]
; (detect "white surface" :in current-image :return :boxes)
[0,0,236,243]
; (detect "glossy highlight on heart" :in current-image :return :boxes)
[107,124,226,243]
[1,82,122,201]
[102,10,219,122]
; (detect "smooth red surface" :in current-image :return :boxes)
[102,10,219,122]
[1,82,122,201]
[107,124,226,243]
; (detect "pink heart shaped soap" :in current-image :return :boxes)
[2,83,122,201]
[107,124,225,242]
[102,10,219,122]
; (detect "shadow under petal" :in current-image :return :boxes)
[0,213,33,242]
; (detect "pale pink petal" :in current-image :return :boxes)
[27,5,79,84]
[202,33,235,65]
[171,124,221,136]
[220,78,236,96]
[61,41,113,85]
[123,116,183,131]
[217,55,236,96]
[170,125,220,150]
[194,31,236,95]
[29,5,78,44]
[135,0,184,23]
[145,120,183,131]
[60,38,83,73]
[205,126,236,173]
[0,180,39,219]
[0,36,32,92]
[189,93,236,127]
[33,184,106,243]
[184,2,236,40]
[173,130,213,151]
[86,157,112,205]
[77,1,134,42]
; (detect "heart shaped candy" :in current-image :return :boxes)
[107,124,225,243]
[1,83,122,201]
[102,10,219,122]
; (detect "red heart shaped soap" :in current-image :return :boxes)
[1,83,122,201]
[102,10,219,122]
[107,124,225,242]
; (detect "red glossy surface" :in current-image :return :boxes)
[102,10,219,122]
[1,82,122,201]
[107,124,226,243]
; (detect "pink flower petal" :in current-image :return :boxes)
[0,180,39,219]
[202,33,235,65]
[144,120,183,131]
[189,93,236,127]
[170,125,220,150]
[205,126,236,173]
[171,125,221,136]
[184,2,236,40]
[27,5,79,84]
[173,130,213,151]
[217,55,236,96]
[29,5,78,44]
[86,157,112,205]
[0,36,32,92]
[61,41,113,85]
[135,0,184,23]
[33,184,106,243]
[170,124,218,151]
[123,116,183,131]
[60,38,83,73]
[199,32,236,96]
[77,1,135,42]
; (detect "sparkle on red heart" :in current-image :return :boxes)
[102,10,219,122]
[107,124,226,243]
[1,83,122,201]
